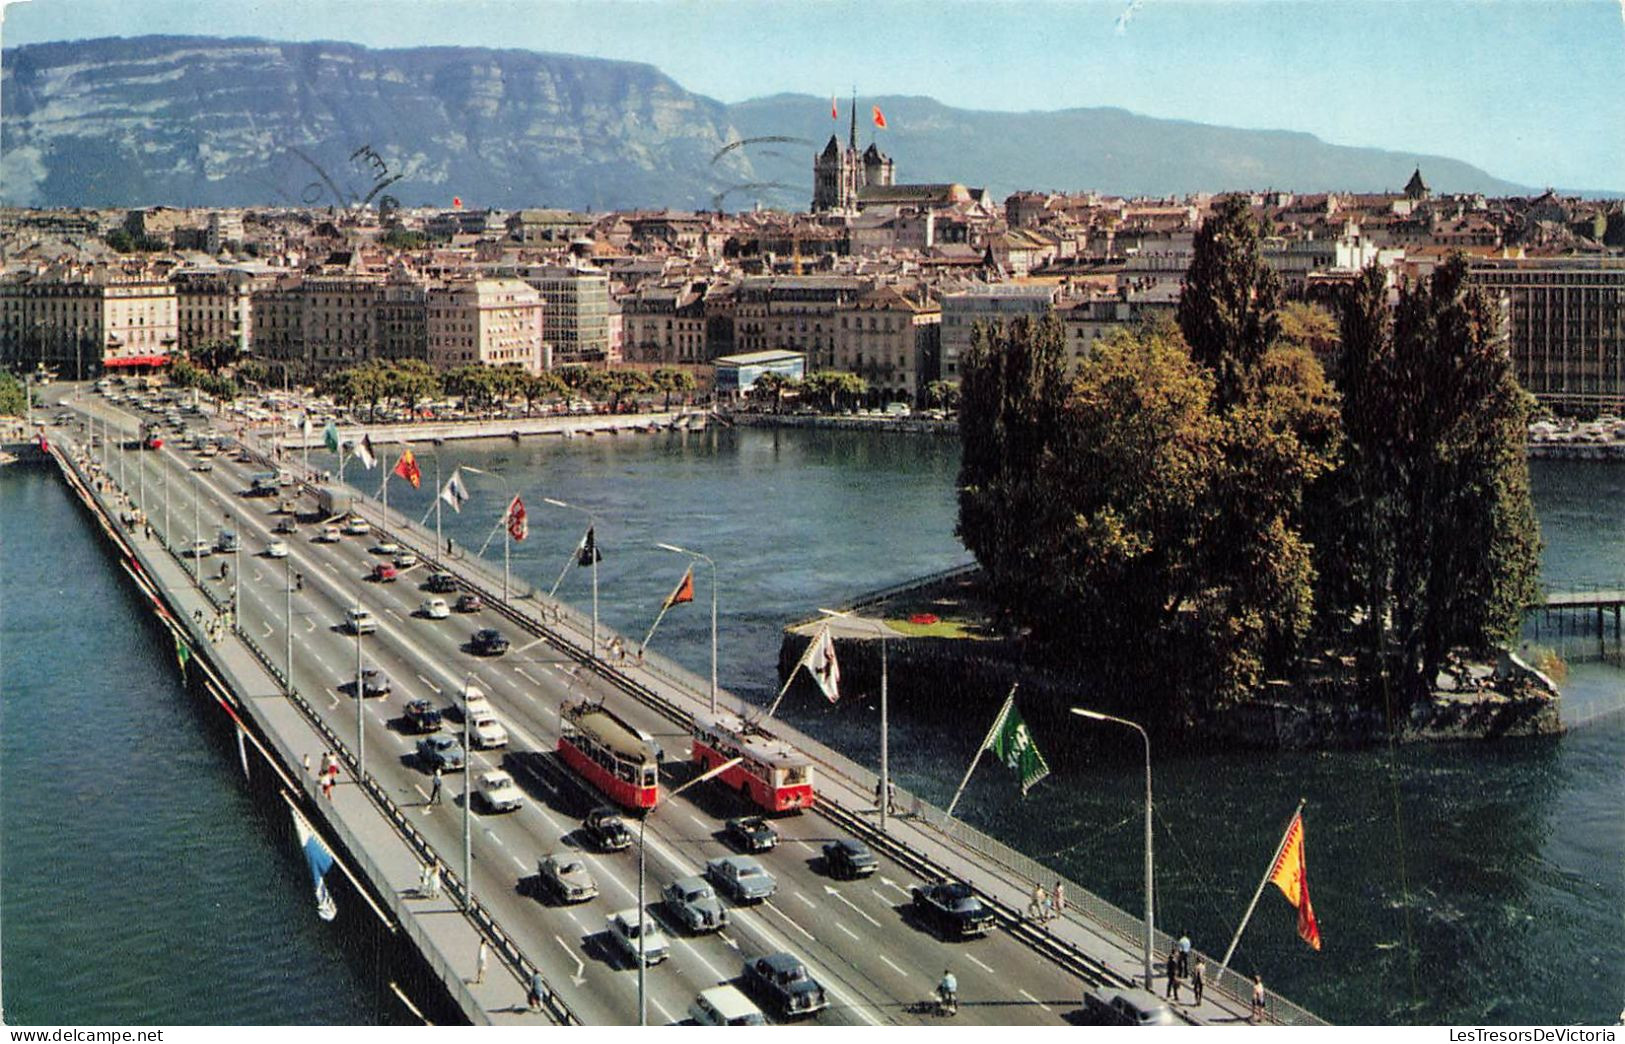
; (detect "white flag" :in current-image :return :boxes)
[353,434,377,470]
[440,470,470,513]
[302,414,313,440]
[802,625,841,703]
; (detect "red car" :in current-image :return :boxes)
[455,593,483,613]
[372,562,399,583]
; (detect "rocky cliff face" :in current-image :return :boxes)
[1,35,1526,211]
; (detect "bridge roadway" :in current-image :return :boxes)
[64,394,1103,1027]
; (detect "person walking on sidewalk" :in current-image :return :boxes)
[429,767,443,807]
[1165,945,1182,1002]
[1191,956,1206,1006]
[527,972,546,1013]
[474,938,489,984]
[425,861,442,899]
[1052,881,1066,921]
[1178,933,1192,978]
[1250,975,1266,1023]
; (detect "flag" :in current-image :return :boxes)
[663,567,695,609]
[440,470,470,513]
[986,696,1050,795]
[235,724,251,780]
[1267,811,1322,950]
[392,448,421,489]
[453,196,463,209]
[37,431,49,453]
[802,625,841,703]
[831,95,838,120]
[175,634,192,678]
[872,105,887,129]
[354,434,377,470]
[290,806,339,921]
[577,525,601,566]
[506,495,528,542]
[323,420,340,454]
[302,414,313,442]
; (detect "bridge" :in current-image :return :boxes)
[38,386,1323,1027]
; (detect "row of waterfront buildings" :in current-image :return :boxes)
[4,157,1624,409]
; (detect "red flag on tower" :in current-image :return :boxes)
[505,495,528,542]
[392,448,421,489]
[871,105,887,129]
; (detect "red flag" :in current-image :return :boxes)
[452,196,463,209]
[1267,811,1322,950]
[831,96,838,120]
[872,105,887,129]
[392,449,421,489]
[506,495,528,542]
[663,567,695,609]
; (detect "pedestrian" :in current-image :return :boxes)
[474,938,489,984]
[426,861,441,898]
[527,972,546,1013]
[1251,975,1266,1023]
[1052,881,1066,921]
[1192,957,1206,1006]
[429,767,443,807]
[303,753,312,776]
[320,771,334,801]
[418,860,433,896]
[886,780,898,815]
[1178,933,1191,978]
[1030,883,1047,921]
[1165,945,1182,1002]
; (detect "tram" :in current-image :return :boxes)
[558,699,660,810]
[691,712,815,813]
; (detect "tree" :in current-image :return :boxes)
[0,372,27,417]
[749,371,796,411]
[192,340,239,374]
[235,360,272,387]
[652,367,695,408]
[925,379,962,413]
[167,357,202,390]
[1276,301,1341,376]
[802,370,867,412]
[1177,195,1282,409]
[384,360,441,417]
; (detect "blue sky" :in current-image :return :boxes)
[4,0,1623,191]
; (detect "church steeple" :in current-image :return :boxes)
[848,88,857,151]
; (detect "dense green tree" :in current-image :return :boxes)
[235,360,272,387]
[801,370,868,412]
[167,357,202,390]
[652,368,696,408]
[925,379,962,412]
[192,340,239,374]
[749,371,797,411]
[384,359,441,416]
[0,372,27,416]
[1176,195,1282,409]
[1277,301,1341,376]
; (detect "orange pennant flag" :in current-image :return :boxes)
[1267,811,1322,950]
[663,567,695,609]
[392,448,422,489]
[871,105,887,129]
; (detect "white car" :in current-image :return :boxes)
[394,550,419,568]
[317,524,342,543]
[469,712,509,750]
[187,539,212,559]
[346,607,378,635]
[420,597,451,619]
[265,539,290,558]
[475,769,523,812]
[343,516,370,536]
[372,540,401,556]
[606,908,669,966]
[690,985,767,1027]
[459,685,494,722]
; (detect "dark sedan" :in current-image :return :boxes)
[822,838,878,880]
[470,628,509,656]
[725,816,779,853]
[911,879,997,939]
[741,952,827,1019]
[425,571,458,593]
[455,592,484,613]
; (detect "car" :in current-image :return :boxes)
[458,685,493,722]
[372,562,398,582]
[317,524,342,543]
[416,733,465,771]
[193,460,214,472]
[277,499,298,515]
[343,515,370,536]
[401,698,442,733]
[911,880,996,939]
[741,952,828,1018]
[470,628,509,656]
[1083,988,1179,1026]
[265,538,290,558]
[725,816,779,853]
[822,838,878,880]
[706,855,777,904]
[419,597,451,619]
[536,853,598,904]
[468,712,509,750]
[475,769,523,812]
[582,806,633,852]
[216,531,240,553]
[360,666,391,698]
[372,540,401,556]
[455,592,484,613]
[662,875,729,934]
[346,607,378,634]
[689,985,767,1027]
[394,550,419,569]
[274,515,300,535]
[605,907,669,966]
[187,539,212,559]
[425,571,458,593]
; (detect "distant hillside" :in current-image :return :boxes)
[1,35,1529,212]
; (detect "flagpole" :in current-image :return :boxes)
[641,592,679,652]
[434,456,443,566]
[879,630,889,829]
[944,687,1016,819]
[765,624,823,719]
[1218,798,1308,977]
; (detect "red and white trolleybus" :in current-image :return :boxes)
[558,700,660,810]
[691,712,815,813]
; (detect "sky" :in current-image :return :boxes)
[3,0,1623,192]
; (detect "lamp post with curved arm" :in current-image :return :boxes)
[1070,706,1154,992]
[655,542,717,714]
[544,497,598,660]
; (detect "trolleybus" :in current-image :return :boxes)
[691,712,815,813]
[559,700,660,810]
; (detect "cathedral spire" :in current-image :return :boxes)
[849,87,857,151]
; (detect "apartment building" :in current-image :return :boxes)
[426,279,545,373]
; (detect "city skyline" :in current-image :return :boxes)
[3,0,1624,195]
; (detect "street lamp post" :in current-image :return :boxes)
[457,675,481,914]
[1070,706,1154,992]
[818,610,892,829]
[191,469,202,583]
[355,593,366,778]
[655,542,717,714]
[638,755,743,1025]
[284,552,294,694]
[544,498,598,659]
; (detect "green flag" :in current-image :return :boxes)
[323,420,340,454]
[175,634,192,678]
[987,697,1050,796]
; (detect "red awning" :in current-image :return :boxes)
[103,355,172,368]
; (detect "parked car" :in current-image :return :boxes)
[536,853,598,904]
[425,571,458,593]
[822,838,878,880]
[1083,988,1179,1026]
[725,816,779,853]
[689,985,767,1027]
[581,806,633,851]
[468,712,508,750]
[911,880,996,939]
[706,855,777,903]
[346,607,378,634]
[475,769,523,812]
[343,515,370,535]
[360,666,391,698]
[470,628,509,656]
[416,733,465,771]
[419,597,450,619]
[401,698,442,733]
[372,562,399,583]
[741,952,828,1018]
[662,875,729,934]
[455,592,484,613]
[605,908,669,966]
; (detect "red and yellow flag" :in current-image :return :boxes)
[663,567,695,609]
[392,449,422,489]
[1267,811,1322,950]
[872,105,887,129]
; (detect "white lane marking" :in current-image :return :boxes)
[878,876,913,899]
[966,954,995,975]
[488,832,505,847]
[554,935,587,986]
[651,998,673,1023]
[880,955,908,978]
[511,855,528,871]
[1019,988,1051,1011]
[261,622,273,638]
[383,607,402,620]
[688,814,707,829]
[718,932,739,950]
[514,667,539,685]
[415,673,442,694]
[827,886,881,927]
[795,840,815,853]
[303,618,315,632]
[676,939,729,984]
[836,921,859,941]
[565,910,582,928]
[793,891,816,909]
[762,901,814,940]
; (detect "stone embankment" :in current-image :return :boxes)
[727,412,958,436]
[282,410,703,448]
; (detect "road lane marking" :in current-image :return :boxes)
[688,814,707,829]
[793,891,816,909]
[511,855,528,871]
[966,954,995,975]
[880,955,908,977]
[651,998,674,1023]
[795,840,815,853]
[261,622,273,638]
[836,921,859,940]
[827,886,881,927]
[762,901,814,940]
[304,619,315,632]
[514,667,539,684]
[1019,988,1050,1011]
